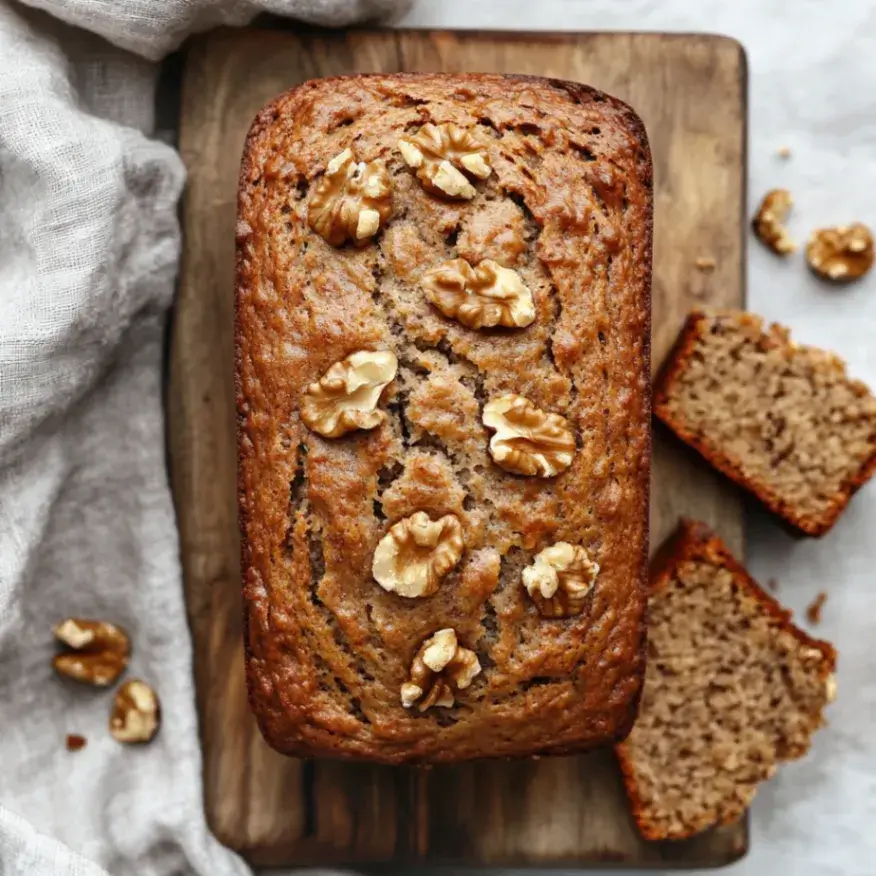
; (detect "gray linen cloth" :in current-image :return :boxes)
[0,1,404,874]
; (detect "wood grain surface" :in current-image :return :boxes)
[169,27,748,868]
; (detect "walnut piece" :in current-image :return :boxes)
[752,189,796,255]
[52,618,130,686]
[308,148,392,246]
[482,394,576,477]
[522,542,599,618]
[398,123,492,200]
[65,734,87,752]
[110,679,161,744]
[422,258,535,330]
[400,628,481,711]
[806,223,874,282]
[825,673,838,703]
[372,511,464,597]
[301,350,397,438]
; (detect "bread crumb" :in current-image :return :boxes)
[767,578,778,592]
[695,257,716,272]
[66,734,87,752]
[777,146,792,159]
[806,591,827,625]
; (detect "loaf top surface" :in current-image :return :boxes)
[236,73,652,762]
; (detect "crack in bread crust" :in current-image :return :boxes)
[236,73,652,763]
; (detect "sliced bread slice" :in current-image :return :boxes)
[654,310,876,536]
[616,519,836,841]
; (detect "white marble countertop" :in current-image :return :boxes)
[397,2,876,875]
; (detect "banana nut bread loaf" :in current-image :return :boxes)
[655,310,876,536]
[616,519,836,840]
[235,73,652,762]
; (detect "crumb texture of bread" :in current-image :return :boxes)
[655,310,876,535]
[616,520,836,841]
[235,74,652,762]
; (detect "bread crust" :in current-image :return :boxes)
[616,519,836,840]
[654,310,876,536]
[236,73,652,762]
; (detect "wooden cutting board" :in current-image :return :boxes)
[169,27,748,868]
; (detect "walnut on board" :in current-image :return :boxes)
[654,310,876,536]
[616,520,836,841]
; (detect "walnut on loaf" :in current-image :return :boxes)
[235,73,652,763]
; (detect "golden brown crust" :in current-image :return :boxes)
[616,519,836,840]
[654,310,876,536]
[236,73,652,762]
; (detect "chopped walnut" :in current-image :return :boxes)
[400,628,481,711]
[308,148,392,246]
[372,511,464,597]
[65,734,87,752]
[300,350,397,438]
[825,673,838,703]
[482,394,576,477]
[110,679,160,744]
[398,123,492,200]
[522,542,599,618]
[805,591,828,625]
[422,258,535,330]
[752,189,796,255]
[52,618,130,686]
[806,223,874,282]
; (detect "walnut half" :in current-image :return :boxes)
[110,679,160,744]
[806,223,874,282]
[308,148,392,246]
[482,394,576,478]
[372,511,464,597]
[752,189,796,255]
[52,618,130,686]
[522,542,599,618]
[301,350,397,438]
[398,123,492,200]
[422,258,535,330]
[401,628,481,711]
